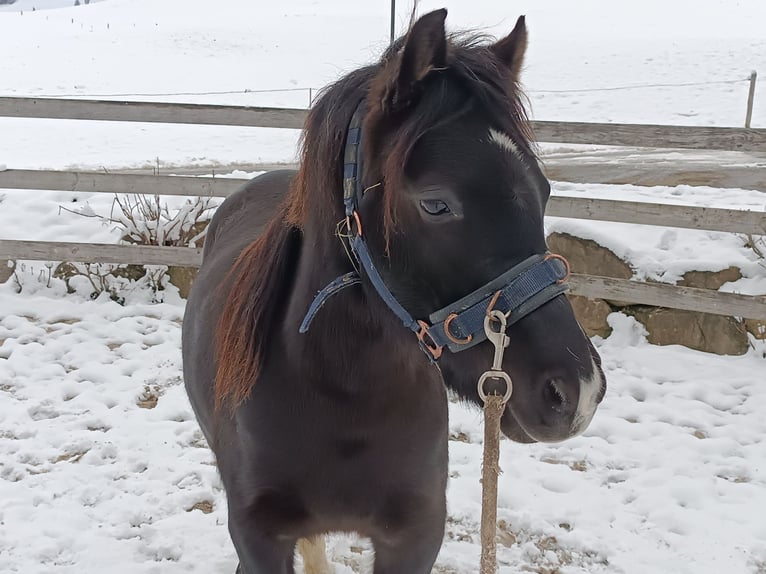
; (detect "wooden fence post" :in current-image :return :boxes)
[390,0,396,44]
[746,71,757,128]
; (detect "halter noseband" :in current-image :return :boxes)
[299,103,570,363]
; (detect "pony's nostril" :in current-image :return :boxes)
[543,378,567,412]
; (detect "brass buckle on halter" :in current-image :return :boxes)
[544,253,571,284]
[444,313,473,345]
[485,290,509,322]
[417,320,443,361]
[345,210,363,238]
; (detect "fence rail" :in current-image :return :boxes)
[0,239,203,267]
[2,169,763,235]
[0,169,242,197]
[1,240,763,320]
[569,276,766,320]
[533,120,766,152]
[0,97,307,129]
[2,97,765,151]
[2,96,766,321]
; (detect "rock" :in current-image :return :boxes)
[546,232,753,354]
[568,295,612,338]
[679,266,742,290]
[164,220,208,298]
[547,232,633,279]
[0,260,14,284]
[168,266,198,299]
[112,265,147,282]
[630,307,749,356]
[745,319,766,340]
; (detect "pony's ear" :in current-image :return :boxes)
[491,15,527,82]
[388,9,447,111]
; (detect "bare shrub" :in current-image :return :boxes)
[52,194,215,302]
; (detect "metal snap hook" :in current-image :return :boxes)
[478,310,513,405]
[478,370,513,403]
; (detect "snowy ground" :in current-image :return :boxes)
[1,289,765,574]
[1,1,766,573]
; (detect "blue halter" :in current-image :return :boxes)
[299,103,570,362]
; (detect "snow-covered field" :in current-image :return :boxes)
[1,0,764,170]
[1,294,764,574]
[0,0,106,12]
[1,1,765,573]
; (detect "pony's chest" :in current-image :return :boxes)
[236,385,449,476]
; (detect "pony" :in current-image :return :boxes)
[182,9,606,574]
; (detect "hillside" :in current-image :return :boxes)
[0,0,105,12]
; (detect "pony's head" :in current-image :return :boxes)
[342,10,606,442]
[269,10,606,441]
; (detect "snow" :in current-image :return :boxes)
[1,0,765,170]
[546,181,766,294]
[0,0,106,12]
[1,1,765,573]
[1,298,764,574]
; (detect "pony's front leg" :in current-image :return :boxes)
[370,497,446,574]
[228,510,297,574]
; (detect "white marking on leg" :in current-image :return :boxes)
[297,536,333,574]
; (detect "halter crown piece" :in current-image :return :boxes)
[300,102,571,363]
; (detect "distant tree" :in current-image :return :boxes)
[74,0,80,5]
[0,0,18,5]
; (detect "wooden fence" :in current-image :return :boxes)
[2,97,765,151]
[1,96,765,320]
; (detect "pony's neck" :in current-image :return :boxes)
[286,215,371,335]
[283,217,433,391]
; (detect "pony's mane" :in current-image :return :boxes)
[214,31,536,411]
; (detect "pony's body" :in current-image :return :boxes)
[183,11,606,573]
[184,171,449,572]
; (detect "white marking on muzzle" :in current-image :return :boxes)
[488,127,523,161]
[570,358,603,436]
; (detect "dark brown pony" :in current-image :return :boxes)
[182,10,606,574]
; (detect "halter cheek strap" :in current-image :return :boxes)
[299,104,422,335]
[299,102,571,363]
[299,272,362,334]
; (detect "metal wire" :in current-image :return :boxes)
[11,87,312,99]
[8,77,751,100]
[528,77,749,94]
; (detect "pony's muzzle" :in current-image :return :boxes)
[510,358,604,443]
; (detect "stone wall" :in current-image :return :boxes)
[548,232,761,356]
[1,260,15,284]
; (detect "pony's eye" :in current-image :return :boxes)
[420,199,451,216]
